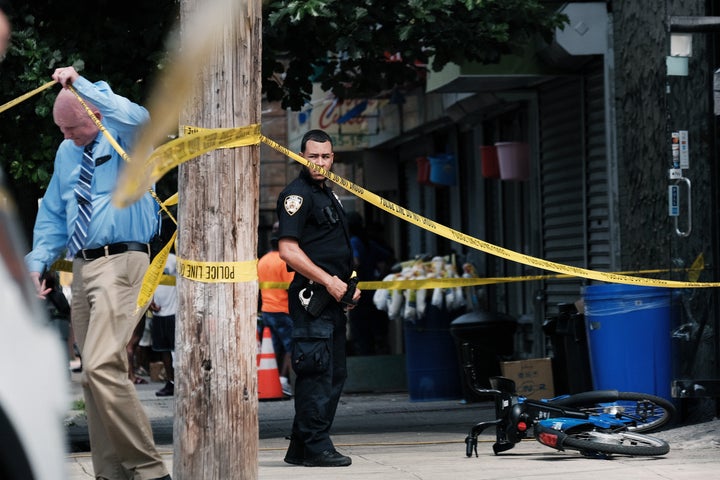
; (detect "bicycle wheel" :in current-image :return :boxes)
[535,423,670,456]
[551,391,675,433]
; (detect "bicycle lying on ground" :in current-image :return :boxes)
[463,375,675,458]
[465,377,675,457]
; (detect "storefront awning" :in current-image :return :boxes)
[425,46,562,94]
[426,2,608,94]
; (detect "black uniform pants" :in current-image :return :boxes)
[288,283,348,457]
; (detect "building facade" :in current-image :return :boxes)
[264,1,719,405]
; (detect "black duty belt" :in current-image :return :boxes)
[76,242,150,261]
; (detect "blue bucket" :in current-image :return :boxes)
[582,284,677,400]
[428,154,457,186]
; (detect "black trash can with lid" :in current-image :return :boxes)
[543,303,593,395]
[450,311,517,401]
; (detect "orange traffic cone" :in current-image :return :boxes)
[258,326,284,400]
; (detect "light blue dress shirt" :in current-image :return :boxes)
[25,76,159,274]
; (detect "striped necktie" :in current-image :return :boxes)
[67,142,95,257]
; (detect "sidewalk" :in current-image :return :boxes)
[64,375,720,479]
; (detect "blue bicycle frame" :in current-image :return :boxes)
[465,377,650,456]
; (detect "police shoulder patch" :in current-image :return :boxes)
[284,195,303,216]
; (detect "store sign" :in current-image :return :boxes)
[288,84,386,152]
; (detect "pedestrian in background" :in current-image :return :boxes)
[150,252,177,397]
[347,211,394,355]
[276,129,360,467]
[127,313,151,385]
[257,221,295,397]
[25,66,170,480]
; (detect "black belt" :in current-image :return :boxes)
[76,242,150,261]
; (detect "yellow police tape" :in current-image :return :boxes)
[135,230,178,310]
[0,80,57,115]
[112,123,262,296]
[107,124,718,289]
[177,257,258,283]
[260,267,679,291]
[3,77,694,289]
[0,73,710,291]
[260,267,688,292]
[259,135,718,289]
[112,124,262,207]
[51,258,176,287]
[48,258,675,292]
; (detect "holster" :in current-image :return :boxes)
[299,275,358,316]
[299,282,333,317]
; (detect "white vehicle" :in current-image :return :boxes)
[0,168,68,479]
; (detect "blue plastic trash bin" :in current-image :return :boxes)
[582,284,677,401]
[404,305,463,401]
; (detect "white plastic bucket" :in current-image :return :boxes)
[495,142,530,181]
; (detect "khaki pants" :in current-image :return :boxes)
[72,252,168,480]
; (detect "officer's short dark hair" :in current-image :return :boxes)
[301,129,333,153]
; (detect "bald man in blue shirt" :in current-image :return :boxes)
[26,66,170,480]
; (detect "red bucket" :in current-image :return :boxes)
[416,156,431,185]
[480,145,500,179]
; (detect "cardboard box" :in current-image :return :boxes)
[500,358,554,400]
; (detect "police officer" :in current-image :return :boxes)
[276,129,361,467]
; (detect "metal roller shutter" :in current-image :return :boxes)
[539,60,608,310]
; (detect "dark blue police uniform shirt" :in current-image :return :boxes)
[276,169,353,281]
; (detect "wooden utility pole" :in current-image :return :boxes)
[174,0,261,478]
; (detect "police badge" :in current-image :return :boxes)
[284,195,303,215]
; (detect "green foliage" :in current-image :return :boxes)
[263,0,568,110]
[1,0,567,190]
[72,398,85,412]
[0,1,179,189]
